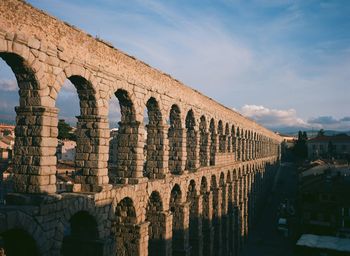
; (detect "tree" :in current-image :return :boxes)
[317,129,325,137]
[58,119,76,140]
[293,130,308,159]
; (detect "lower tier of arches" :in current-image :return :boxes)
[0,157,279,256]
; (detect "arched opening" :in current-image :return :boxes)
[200,176,212,256]
[61,211,101,256]
[109,89,138,182]
[146,191,166,255]
[170,184,184,255]
[115,197,139,255]
[56,76,99,192]
[1,228,39,256]
[186,180,200,255]
[185,110,197,171]
[0,52,53,193]
[144,97,164,179]
[168,105,183,174]
[199,116,208,167]
[209,119,216,166]
[225,123,230,153]
[218,121,225,153]
[0,55,18,199]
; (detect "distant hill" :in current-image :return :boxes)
[0,119,15,125]
[274,127,350,138]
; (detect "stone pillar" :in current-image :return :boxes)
[209,133,218,166]
[243,175,249,242]
[169,127,186,175]
[149,211,173,256]
[232,137,236,162]
[237,138,241,161]
[227,134,231,153]
[145,124,169,179]
[111,120,146,184]
[221,185,229,256]
[246,139,250,161]
[186,130,200,171]
[189,195,203,256]
[212,188,222,256]
[13,106,58,194]
[115,221,149,256]
[74,115,110,192]
[172,203,191,256]
[202,192,214,256]
[241,139,245,162]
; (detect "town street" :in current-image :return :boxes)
[241,162,299,256]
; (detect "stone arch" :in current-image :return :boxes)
[61,211,101,256]
[110,89,140,182]
[218,120,225,153]
[115,197,141,255]
[0,52,42,104]
[59,75,110,191]
[144,97,166,179]
[169,184,186,255]
[187,180,201,255]
[146,191,167,255]
[199,115,209,167]
[1,228,39,256]
[225,123,230,153]
[168,104,184,175]
[209,119,216,166]
[0,210,49,255]
[0,52,55,193]
[185,109,197,171]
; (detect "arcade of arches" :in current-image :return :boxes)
[0,1,282,255]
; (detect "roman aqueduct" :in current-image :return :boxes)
[0,1,282,255]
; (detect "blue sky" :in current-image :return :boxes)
[1,0,350,131]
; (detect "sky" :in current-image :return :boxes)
[0,0,350,132]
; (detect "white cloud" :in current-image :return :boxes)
[0,79,17,92]
[239,105,350,131]
[239,104,310,129]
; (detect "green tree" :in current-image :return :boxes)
[58,119,76,140]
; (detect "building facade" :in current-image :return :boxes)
[307,135,350,160]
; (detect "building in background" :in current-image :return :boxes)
[57,140,76,162]
[307,134,350,160]
[298,162,350,237]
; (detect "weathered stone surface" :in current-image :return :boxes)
[0,1,283,256]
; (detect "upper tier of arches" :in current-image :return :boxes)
[0,0,282,194]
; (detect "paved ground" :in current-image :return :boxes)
[241,162,299,256]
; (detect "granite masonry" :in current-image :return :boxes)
[0,1,282,255]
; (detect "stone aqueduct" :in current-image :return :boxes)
[0,1,282,255]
